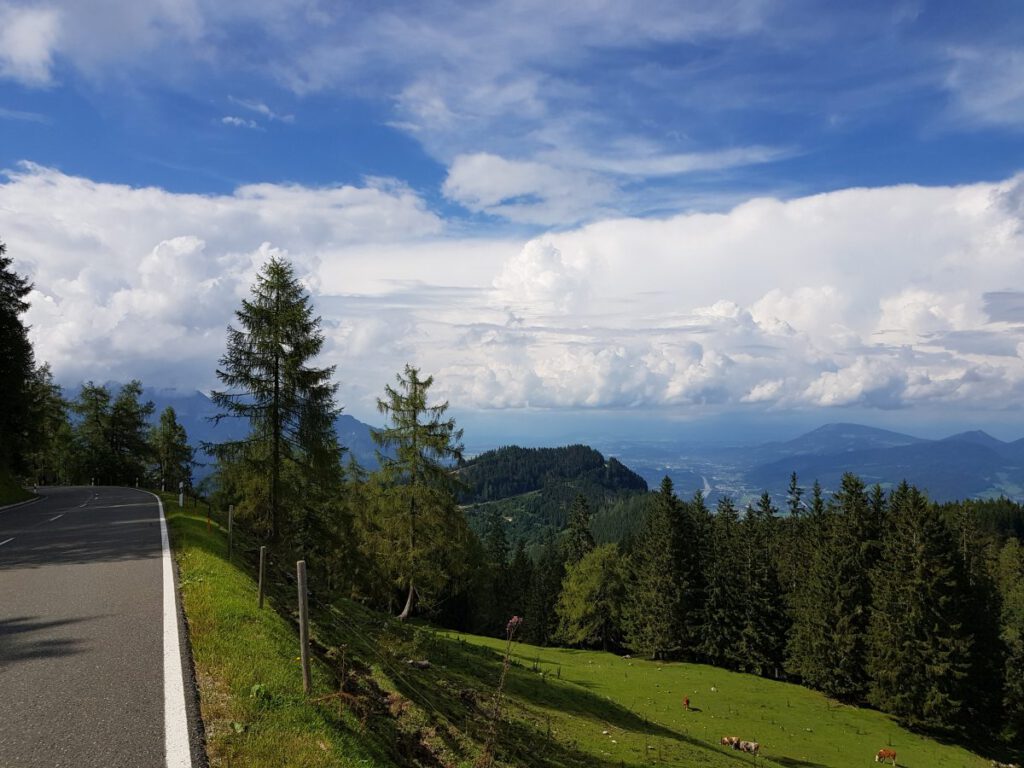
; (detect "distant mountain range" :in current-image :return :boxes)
[613,422,1024,505]
[70,384,1024,504]
[138,388,381,478]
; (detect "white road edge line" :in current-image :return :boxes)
[49,514,63,521]
[150,491,192,768]
[0,537,13,547]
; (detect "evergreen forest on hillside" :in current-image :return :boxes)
[3,245,1024,755]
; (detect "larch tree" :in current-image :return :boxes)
[150,406,194,491]
[24,363,72,485]
[373,364,464,620]
[209,256,343,543]
[71,382,114,483]
[556,543,625,650]
[108,380,154,486]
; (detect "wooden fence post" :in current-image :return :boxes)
[297,560,311,695]
[258,546,267,609]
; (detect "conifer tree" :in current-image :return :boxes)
[507,539,533,621]
[804,473,877,701]
[481,507,511,632]
[738,492,788,677]
[149,406,194,491]
[71,382,115,483]
[777,473,805,600]
[0,240,36,474]
[994,538,1024,742]
[623,477,682,658]
[950,501,1005,728]
[684,488,712,656]
[209,256,342,542]
[788,473,879,699]
[373,364,464,619]
[699,497,744,668]
[24,364,72,485]
[523,531,565,645]
[563,493,595,566]
[867,484,973,730]
[108,380,154,485]
[556,543,625,650]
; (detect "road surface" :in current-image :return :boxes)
[0,486,197,767]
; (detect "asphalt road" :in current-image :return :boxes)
[0,486,186,767]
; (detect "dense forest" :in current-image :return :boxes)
[458,444,647,502]
[4,245,1023,751]
[459,444,649,548]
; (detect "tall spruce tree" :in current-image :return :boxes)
[373,364,464,619]
[738,492,788,677]
[684,489,712,657]
[0,240,35,474]
[623,477,682,658]
[950,501,1005,729]
[796,472,878,701]
[699,496,744,668]
[563,493,595,566]
[209,256,342,542]
[481,507,511,633]
[867,484,973,731]
[995,538,1024,743]
[524,530,565,645]
[507,539,533,621]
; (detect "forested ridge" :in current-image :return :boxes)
[458,444,647,502]
[4,245,1023,755]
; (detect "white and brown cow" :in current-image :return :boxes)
[876,748,897,765]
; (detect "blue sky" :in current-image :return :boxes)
[2,1,1024,443]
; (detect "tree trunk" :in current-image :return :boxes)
[398,581,416,620]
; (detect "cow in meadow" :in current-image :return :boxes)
[875,748,897,765]
[720,736,740,747]
[734,740,760,755]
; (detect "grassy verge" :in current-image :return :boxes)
[0,468,32,506]
[163,497,397,767]
[165,494,997,768]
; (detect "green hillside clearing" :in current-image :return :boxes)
[166,497,999,768]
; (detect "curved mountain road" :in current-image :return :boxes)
[0,486,199,767]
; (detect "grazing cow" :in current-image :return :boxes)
[720,736,740,746]
[876,748,897,765]
[733,741,760,755]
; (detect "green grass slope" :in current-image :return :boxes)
[165,496,997,768]
[448,634,995,768]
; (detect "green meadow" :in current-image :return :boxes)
[166,498,998,768]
